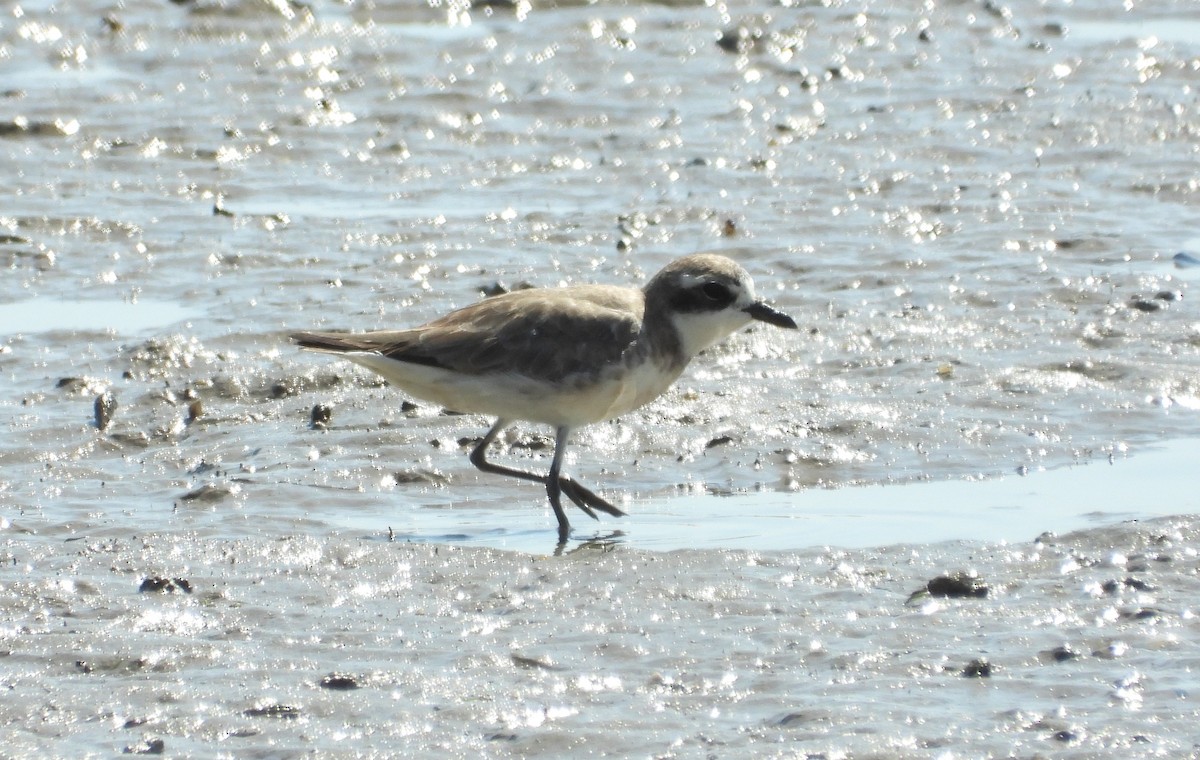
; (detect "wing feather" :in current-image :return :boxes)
[292,285,644,385]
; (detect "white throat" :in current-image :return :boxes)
[669,307,756,360]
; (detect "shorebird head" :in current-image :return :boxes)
[646,254,797,359]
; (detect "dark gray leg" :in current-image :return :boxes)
[466,419,627,525]
[545,426,573,540]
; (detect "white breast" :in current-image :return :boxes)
[343,351,683,429]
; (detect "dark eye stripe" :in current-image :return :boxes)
[703,282,732,302]
[671,280,737,313]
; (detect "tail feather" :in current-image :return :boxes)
[291,331,374,354]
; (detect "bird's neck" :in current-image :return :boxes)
[637,303,689,373]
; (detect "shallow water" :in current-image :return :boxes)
[0,298,198,334]
[331,437,1200,553]
[2,0,1200,755]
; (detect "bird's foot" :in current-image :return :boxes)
[559,477,626,519]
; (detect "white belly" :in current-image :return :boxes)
[344,352,683,428]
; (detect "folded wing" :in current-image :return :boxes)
[292,285,644,385]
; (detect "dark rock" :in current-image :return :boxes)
[110,431,151,449]
[1120,607,1160,621]
[310,403,333,428]
[924,573,989,599]
[95,392,118,431]
[1102,577,1154,594]
[480,280,535,297]
[392,469,450,486]
[962,658,994,678]
[511,435,550,451]
[243,704,300,719]
[319,674,360,690]
[179,483,233,504]
[716,26,756,54]
[186,399,203,424]
[1172,251,1200,268]
[1046,645,1080,663]
[773,712,810,727]
[139,577,193,594]
[122,738,165,755]
[511,653,561,671]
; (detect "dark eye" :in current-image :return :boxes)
[702,282,731,301]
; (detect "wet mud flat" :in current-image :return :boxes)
[3,516,1200,756]
[3,0,1200,755]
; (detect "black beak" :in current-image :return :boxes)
[744,301,798,329]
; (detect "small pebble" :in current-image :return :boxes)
[95,392,117,431]
[179,483,233,504]
[1120,608,1159,621]
[1046,645,1081,663]
[773,712,809,727]
[392,469,451,486]
[480,280,535,297]
[511,653,561,671]
[269,381,295,399]
[962,658,994,678]
[138,577,193,594]
[1102,577,1154,594]
[319,674,360,690]
[511,435,550,451]
[1172,251,1200,268]
[716,26,755,54]
[924,573,989,599]
[310,403,333,428]
[122,738,165,755]
[243,704,300,719]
